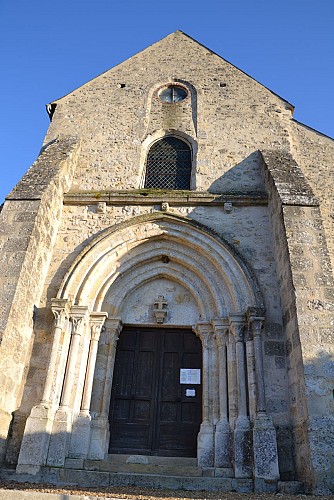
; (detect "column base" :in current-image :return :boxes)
[234,416,252,478]
[253,412,280,480]
[46,406,72,467]
[16,404,54,472]
[197,421,215,467]
[214,419,232,468]
[69,412,92,459]
[88,415,110,460]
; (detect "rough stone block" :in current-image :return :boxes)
[254,477,277,493]
[197,423,214,467]
[46,408,72,467]
[253,414,280,480]
[234,419,252,479]
[231,478,253,493]
[277,480,304,494]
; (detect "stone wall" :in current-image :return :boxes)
[261,151,334,494]
[0,137,80,462]
[43,31,294,195]
[291,122,334,273]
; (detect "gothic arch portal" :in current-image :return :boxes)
[19,213,279,478]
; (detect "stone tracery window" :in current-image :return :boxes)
[144,137,192,190]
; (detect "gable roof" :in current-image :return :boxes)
[47,30,294,115]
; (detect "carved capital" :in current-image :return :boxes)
[89,312,108,341]
[194,322,214,348]
[104,317,122,344]
[214,330,229,348]
[247,307,265,337]
[212,318,229,348]
[246,307,265,321]
[70,305,89,336]
[229,314,246,343]
[250,318,264,337]
[51,298,70,329]
[244,327,253,342]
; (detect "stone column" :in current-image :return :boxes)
[230,314,252,479]
[211,340,219,425]
[247,310,280,482]
[227,330,238,427]
[88,318,122,460]
[194,322,215,468]
[42,299,71,404]
[212,319,233,472]
[16,299,70,475]
[46,306,88,467]
[245,327,257,420]
[69,312,107,460]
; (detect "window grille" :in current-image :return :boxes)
[144,137,192,190]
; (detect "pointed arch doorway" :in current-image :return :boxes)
[108,326,202,457]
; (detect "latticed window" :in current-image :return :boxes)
[144,137,192,190]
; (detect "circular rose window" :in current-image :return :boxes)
[158,85,188,103]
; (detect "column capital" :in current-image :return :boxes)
[246,307,265,321]
[70,306,89,335]
[250,319,264,337]
[194,321,213,335]
[51,297,71,311]
[89,312,108,341]
[104,317,122,343]
[229,313,246,323]
[51,298,71,328]
[212,318,229,347]
[104,317,122,334]
[211,317,229,332]
[229,314,246,342]
[247,308,265,337]
[194,322,214,347]
[244,326,253,342]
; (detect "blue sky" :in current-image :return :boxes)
[1,0,333,203]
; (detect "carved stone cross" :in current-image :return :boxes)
[153,295,168,324]
[154,295,167,310]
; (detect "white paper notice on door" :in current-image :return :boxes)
[180,368,201,384]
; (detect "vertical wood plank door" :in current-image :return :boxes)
[108,327,202,457]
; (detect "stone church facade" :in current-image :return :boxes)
[0,31,333,494]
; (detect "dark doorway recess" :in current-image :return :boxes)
[108,326,202,457]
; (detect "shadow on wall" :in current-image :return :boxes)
[206,151,266,195]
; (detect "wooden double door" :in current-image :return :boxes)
[109,327,202,457]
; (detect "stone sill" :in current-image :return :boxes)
[64,189,268,207]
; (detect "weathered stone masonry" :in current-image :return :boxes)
[0,31,333,494]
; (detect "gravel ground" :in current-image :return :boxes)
[0,480,332,500]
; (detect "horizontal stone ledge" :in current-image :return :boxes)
[63,190,268,207]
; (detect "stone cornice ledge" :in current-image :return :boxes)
[64,190,268,206]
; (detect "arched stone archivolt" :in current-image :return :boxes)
[17,213,279,483]
[57,213,263,315]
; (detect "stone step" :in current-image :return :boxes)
[1,467,292,494]
[106,453,198,466]
[46,467,255,493]
[77,454,202,477]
